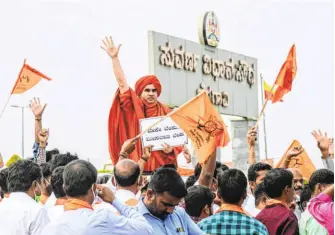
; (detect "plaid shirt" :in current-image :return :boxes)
[198,210,269,235]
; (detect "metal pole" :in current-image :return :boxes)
[22,107,24,159]
[260,74,268,160]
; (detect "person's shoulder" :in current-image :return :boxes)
[288,210,299,221]
[247,216,268,232]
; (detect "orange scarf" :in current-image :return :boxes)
[216,204,250,216]
[55,198,67,206]
[40,194,49,205]
[266,199,290,210]
[64,199,93,211]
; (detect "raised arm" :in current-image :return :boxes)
[101,36,129,94]
[247,127,257,165]
[29,98,47,144]
[312,130,334,171]
[138,146,153,175]
[279,146,304,169]
[36,129,49,165]
[198,150,217,187]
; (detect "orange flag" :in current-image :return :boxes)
[272,44,297,103]
[264,80,283,102]
[11,61,52,94]
[169,91,230,164]
[275,140,316,180]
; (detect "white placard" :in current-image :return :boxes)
[139,116,188,151]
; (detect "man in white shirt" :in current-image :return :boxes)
[0,160,50,235]
[44,153,79,208]
[46,166,67,221]
[42,159,152,235]
[243,162,272,216]
[114,159,142,206]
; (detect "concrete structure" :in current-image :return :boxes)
[147,26,260,173]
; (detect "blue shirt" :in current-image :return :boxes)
[138,198,205,235]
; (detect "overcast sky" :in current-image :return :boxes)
[0,0,333,169]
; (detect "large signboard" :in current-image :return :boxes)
[148,30,259,119]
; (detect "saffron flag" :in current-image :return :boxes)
[272,44,297,103]
[11,62,52,94]
[275,140,316,180]
[264,80,283,102]
[169,91,230,164]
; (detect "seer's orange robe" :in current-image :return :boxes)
[108,88,181,172]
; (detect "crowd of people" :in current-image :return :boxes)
[0,37,333,235]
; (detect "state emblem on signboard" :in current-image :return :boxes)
[198,11,220,48]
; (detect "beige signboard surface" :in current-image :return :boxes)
[148,30,259,119]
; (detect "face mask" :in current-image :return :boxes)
[91,186,98,205]
[33,181,42,202]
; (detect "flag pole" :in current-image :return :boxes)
[254,77,276,130]
[0,95,12,120]
[136,90,206,138]
[0,59,26,120]
[260,74,268,160]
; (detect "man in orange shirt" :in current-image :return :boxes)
[101,36,189,172]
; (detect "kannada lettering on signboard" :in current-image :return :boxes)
[140,116,188,151]
[158,42,255,87]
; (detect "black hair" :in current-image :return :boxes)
[220,164,229,172]
[300,186,312,204]
[185,175,197,189]
[0,168,9,194]
[96,175,112,184]
[114,163,140,187]
[218,169,247,204]
[50,152,79,172]
[51,166,66,198]
[63,160,97,197]
[248,162,272,182]
[148,167,187,198]
[309,169,334,192]
[161,164,177,170]
[185,185,214,217]
[8,160,42,192]
[263,168,293,198]
[194,163,202,178]
[40,162,52,178]
[46,148,60,162]
[254,182,267,207]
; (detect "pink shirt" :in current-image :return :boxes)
[308,192,334,235]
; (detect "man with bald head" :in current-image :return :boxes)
[114,159,141,206]
[101,36,187,172]
[288,168,304,220]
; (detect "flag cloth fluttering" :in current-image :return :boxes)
[169,91,230,163]
[272,44,297,103]
[11,62,52,94]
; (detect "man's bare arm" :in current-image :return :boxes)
[101,36,129,94]
[138,146,153,175]
[198,150,217,187]
[247,127,257,165]
[29,98,47,143]
[279,146,304,168]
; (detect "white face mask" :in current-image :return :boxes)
[91,185,99,205]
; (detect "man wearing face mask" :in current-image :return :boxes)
[0,160,50,235]
[43,159,153,235]
[138,167,205,234]
[39,162,53,204]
